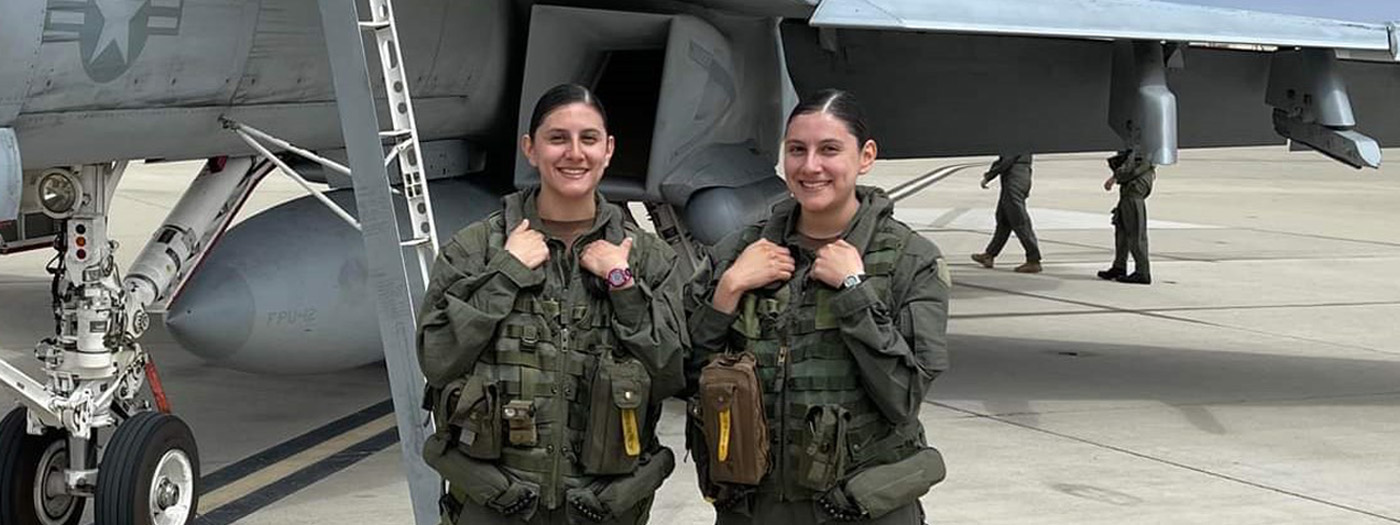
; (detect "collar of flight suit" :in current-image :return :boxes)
[500,186,627,246]
[759,185,895,256]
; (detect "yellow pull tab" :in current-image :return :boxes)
[622,408,641,457]
[717,408,732,462]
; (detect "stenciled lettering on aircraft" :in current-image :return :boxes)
[41,0,183,83]
[266,308,319,330]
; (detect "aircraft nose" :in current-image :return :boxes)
[165,265,255,364]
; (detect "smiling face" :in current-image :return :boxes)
[782,111,877,217]
[522,102,615,203]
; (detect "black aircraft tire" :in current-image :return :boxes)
[95,412,200,525]
[0,407,86,525]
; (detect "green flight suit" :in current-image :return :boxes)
[1110,156,1155,277]
[686,187,950,524]
[983,154,1041,262]
[417,188,688,525]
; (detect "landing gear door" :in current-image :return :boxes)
[1,128,18,222]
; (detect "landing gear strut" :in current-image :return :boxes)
[0,161,211,525]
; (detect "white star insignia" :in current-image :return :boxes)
[92,0,145,62]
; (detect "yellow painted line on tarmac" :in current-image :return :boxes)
[197,413,397,514]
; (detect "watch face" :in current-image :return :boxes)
[608,268,629,286]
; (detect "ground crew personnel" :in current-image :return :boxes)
[687,89,949,524]
[970,153,1042,273]
[416,84,687,524]
[1098,149,1155,284]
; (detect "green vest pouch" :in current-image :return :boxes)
[797,404,851,491]
[444,375,503,460]
[581,356,651,475]
[423,433,540,521]
[839,447,946,519]
[594,446,676,515]
[700,352,769,485]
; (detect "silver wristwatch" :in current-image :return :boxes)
[840,273,865,290]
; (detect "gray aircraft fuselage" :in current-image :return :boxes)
[2,0,512,169]
[4,0,1400,374]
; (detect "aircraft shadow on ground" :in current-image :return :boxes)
[930,334,1400,433]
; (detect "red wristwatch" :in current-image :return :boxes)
[606,267,633,289]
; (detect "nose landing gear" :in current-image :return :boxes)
[96,411,200,525]
[0,162,203,525]
[0,407,86,525]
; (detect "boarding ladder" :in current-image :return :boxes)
[315,0,441,523]
[359,0,440,277]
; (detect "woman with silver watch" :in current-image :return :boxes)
[686,89,951,524]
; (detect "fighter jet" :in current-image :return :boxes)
[1,1,1397,524]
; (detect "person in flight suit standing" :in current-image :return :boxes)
[970,153,1042,273]
[1098,149,1155,285]
[686,89,950,524]
[416,84,687,524]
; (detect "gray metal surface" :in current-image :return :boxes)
[0,1,42,125]
[780,26,1400,158]
[513,6,675,196]
[13,0,509,168]
[810,0,1394,51]
[1268,49,1359,128]
[1109,41,1178,164]
[316,0,435,523]
[1157,0,1400,25]
[28,0,254,109]
[515,6,789,204]
[165,179,498,374]
[12,97,480,170]
[0,129,18,221]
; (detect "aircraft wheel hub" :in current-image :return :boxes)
[150,450,192,524]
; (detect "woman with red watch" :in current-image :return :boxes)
[687,89,951,524]
[417,84,687,525]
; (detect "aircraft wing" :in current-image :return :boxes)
[809,0,1398,55]
[780,0,1400,165]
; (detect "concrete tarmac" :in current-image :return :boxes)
[3,146,1400,524]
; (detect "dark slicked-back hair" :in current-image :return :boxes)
[528,83,608,138]
[786,89,872,144]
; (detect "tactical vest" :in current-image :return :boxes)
[728,220,925,500]
[444,199,657,511]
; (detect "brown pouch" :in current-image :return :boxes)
[699,352,769,485]
[581,356,651,475]
[503,399,537,447]
[444,375,503,460]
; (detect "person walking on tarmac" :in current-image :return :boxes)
[416,84,687,525]
[686,89,950,524]
[970,153,1042,273]
[1098,148,1155,285]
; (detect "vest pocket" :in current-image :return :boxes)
[580,356,651,475]
[503,399,538,447]
[445,375,503,460]
[840,447,946,519]
[699,353,769,485]
[796,404,851,491]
